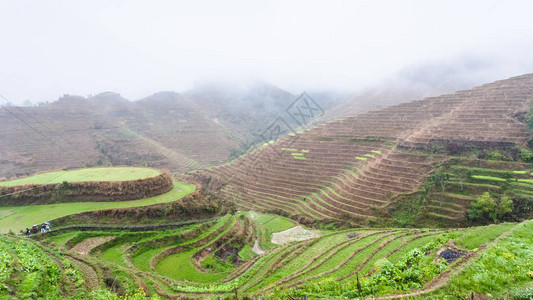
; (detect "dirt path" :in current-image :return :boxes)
[252,240,265,255]
[271,226,321,245]
[70,236,115,256]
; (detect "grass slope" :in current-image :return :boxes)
[0,167,161,186]
[0,181,194,234]
[454,223,515,250]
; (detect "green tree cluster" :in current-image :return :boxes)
[485,150,505,161]
[467,192,513,223]
[518,147,533,162]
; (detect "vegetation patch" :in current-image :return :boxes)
[512,170,528,174]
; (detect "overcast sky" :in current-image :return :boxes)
[1,0,533,104]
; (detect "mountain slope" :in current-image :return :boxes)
[0,84,312,179]
[200,74,533,223]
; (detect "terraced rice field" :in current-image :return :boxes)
[210,138,439,221]
[0,181,195,234]
[205,75,533,222]
[2,71,533,300]
[30,215,528,299]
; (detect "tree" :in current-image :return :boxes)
[431,168,450,193]
[495,196,513,219]
[518,147,533,162]
[430,167,450,205]
[468,192,514,223]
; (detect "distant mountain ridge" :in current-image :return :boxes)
[1,83,337,179]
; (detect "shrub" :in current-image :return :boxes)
[486,150,504,161]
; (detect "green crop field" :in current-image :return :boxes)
[246,211,296,232]
[45,231,78,247]
[0,167,160,186]
[0,167,161,186]
[0,181,194,234]
[470,175,506,182]
[246,211,297,249]
[156,250,230,282]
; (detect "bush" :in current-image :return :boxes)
[486,150,505,161]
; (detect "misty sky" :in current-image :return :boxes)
[1,0,533,104]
